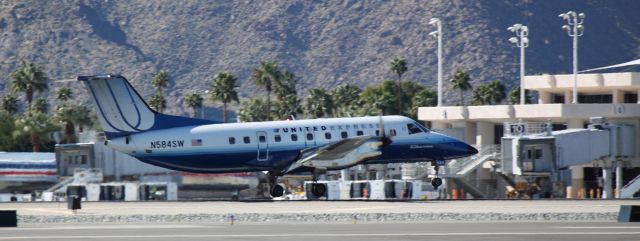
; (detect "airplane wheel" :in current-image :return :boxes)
[270,184,284,198]
[431,178,443,188]
[311,183,326,197]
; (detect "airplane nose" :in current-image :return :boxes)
[467,144,479,155]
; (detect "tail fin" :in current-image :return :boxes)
[78,74,216,139]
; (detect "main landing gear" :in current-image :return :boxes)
[267,171,285,198]
[310,169,327,197]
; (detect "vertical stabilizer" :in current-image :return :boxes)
[78,74,216,139]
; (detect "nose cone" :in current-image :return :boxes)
[467,144,479,155]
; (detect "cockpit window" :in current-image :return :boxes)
[407,123,422,134]
[407,122,430,134]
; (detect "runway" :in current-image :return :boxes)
[2,222,640,241]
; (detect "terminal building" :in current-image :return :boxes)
[418,71,640,199]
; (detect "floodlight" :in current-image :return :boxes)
[509,37,518,44]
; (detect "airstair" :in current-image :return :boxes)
[442,145,501,199]
[620,174,640,198]
[45,168,103,194]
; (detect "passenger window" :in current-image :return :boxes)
[369,124,374,128]
[375,130,380,136]
[390,129,397,136]
[330,126,335,130]
[341,131,348,139]
[353,124,358,129]
[243,136,250,144]
[407,123,422,135]
[361,124,366,129]
[325,132,332,140]
[259,135,266,143]
[306,133,314,140]
[229,137,236,144]
[291,134,298,141]
[356,130,364,136]
[275,135,281,142]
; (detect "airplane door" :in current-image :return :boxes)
[256,131,268,161]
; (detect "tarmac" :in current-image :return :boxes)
[2,222,640,241]
[1,199,639,223]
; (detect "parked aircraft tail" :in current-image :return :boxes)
[78,74,216,139]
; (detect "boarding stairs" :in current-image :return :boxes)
[620,174,640,198]
[45,168,104,194]
[443,145,501,199]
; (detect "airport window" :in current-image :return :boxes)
[307,133,314,141]
[553,94,565,104]
[578,94,612,104]
[624,93,638,103]
[356,130,364,136]
[259,135,266,143]
[274,135,281,142]
[341,131,348,139]
[535,149,543,159]
[390,129,397,136]
[291,134,298,141]
[325,132,332,140]
[243,136,250,144]
[228,137,236,144]
[407,123,422,135]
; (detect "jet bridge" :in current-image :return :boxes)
[501,118,637,198]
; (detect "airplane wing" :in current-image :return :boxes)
[284,136,383,173]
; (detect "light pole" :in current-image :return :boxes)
[429,18,443,107]
[508,24,529,105]
[559,11,585,104]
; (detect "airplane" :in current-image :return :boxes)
[77,74,478,198]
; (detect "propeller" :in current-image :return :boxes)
[378,116,392,146]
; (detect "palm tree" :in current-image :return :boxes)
[303,88,333,118]
[273,94,301,120]
[359,84,395,115]
[14,111,55,152]
[331,84,361,117]
[450,69,472,106]
[32,97,48,113]
[184,93,204,118]
[210,72,240,123]
[2,95,19,115]
[411,88,437,117]
[251,61,281,121]
[151,70,170,95]
[150,70,170,112]
[10,61,49,112]
[148,94,166,112]
[54,103,92,143]
[390,58,408,114]
[487,80,506,104]
[274,70,297,100]
[470,80,506,105]
[56,87,72,102]
[507,87,532,104]
[237,98,269,122]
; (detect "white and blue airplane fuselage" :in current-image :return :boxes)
[78,74,477,197]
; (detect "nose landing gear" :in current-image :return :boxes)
[432,159,445,189]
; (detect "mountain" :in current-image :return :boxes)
[0,0,638,118]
